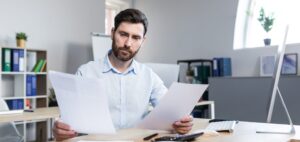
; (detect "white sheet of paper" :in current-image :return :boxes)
[137,82,208,130]
[49,71,116,134]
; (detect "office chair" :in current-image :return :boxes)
[145,63,180,88]
[0,98,24,142]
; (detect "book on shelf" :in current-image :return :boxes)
[11,49,20,72]
[40,60,47,72]
[19,49,25,72]
[6,99,24,110]
[31,75,37,96]
[27,51,37,72]
[1,48,24,72]
[212,57,232,77]
[26,75,37,96]
[193,65,211,84]
[212,58,219,76]
[26,75,32,96]
[2,48,11,71]
[32,59,45,72]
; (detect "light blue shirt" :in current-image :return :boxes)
[76,53,167,129]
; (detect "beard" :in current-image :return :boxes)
[111,39,140,61]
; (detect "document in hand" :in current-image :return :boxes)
[49,71,116,134]
[137,82,208,131]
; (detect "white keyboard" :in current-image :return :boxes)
[205,121,237,133]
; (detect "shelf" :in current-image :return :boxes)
[26,48,47,52]
[26,95,48,99]
[177,59,213,64]
[1,47,48,141]
[26,72,47,75]
[25,119,48,124]
[1,72,25,75]
[0,46,26,50]
[15,121,25,125]
[2,96,25,100]
[1,72,48,75]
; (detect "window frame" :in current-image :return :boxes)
[234,0,300,50]
[105,0,130,35]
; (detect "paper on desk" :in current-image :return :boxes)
[137,82,208,131]
[49,71,116,134]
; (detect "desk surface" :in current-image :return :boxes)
[63,119,300,142]
[0,107,60,123]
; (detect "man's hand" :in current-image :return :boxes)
[53,120,77,141]
[172,115,193,134]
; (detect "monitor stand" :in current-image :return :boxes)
[256,87,295,134]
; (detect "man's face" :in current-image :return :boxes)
[111,22,145,61]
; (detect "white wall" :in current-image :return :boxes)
[134,0,237,69]
[135,0,300,76]
[2,0,299,77]
[0,0,105,74]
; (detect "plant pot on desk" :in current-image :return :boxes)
[264,38,271,46]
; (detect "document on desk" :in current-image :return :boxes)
[49,71,116,134]
[137,82,208,131]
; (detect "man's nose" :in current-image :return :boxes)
[125,37,133,47]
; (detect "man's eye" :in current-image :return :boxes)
[120,33,127,36]
[133,36,141,40]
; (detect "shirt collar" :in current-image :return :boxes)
[102,50,139,75]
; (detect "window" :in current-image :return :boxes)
[105,0,130,35]
[234,0,300,49]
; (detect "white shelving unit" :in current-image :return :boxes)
[0,46,48,141]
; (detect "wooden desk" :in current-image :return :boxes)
[62,119,300,142]
[0,107,60,123]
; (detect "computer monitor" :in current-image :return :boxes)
[257,25,295,134]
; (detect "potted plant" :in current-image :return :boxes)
[257,7,275,46]
[16,32,28,48]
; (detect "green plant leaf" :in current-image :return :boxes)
[257,7,275,33]
[16,32,28,41]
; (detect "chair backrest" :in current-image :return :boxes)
[145,63,180,88]
[0,98,23,142]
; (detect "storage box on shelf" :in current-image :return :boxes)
[0,46,48,141]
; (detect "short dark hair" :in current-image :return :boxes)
[114,8,148,36]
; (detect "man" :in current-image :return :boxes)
[53,8,193,141]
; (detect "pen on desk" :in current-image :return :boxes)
[24,110,34,112]
[77,133,88,136]
[143,133,158,141]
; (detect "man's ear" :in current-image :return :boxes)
[111,28,115,39]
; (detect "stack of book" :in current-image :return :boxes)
[26,51,47,72]
[212,57,232,77]
[31,59,47,72]
[193,65,211,84]
[26,75,37,96]
[1,48,24,72]
[6,99,24,110]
